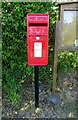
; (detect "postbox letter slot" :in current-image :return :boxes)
[29,23,47,26]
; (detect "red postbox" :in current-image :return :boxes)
[27,13,49,66]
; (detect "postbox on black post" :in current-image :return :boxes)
[27,13,49,108]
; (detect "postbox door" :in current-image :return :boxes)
[28,36,48,66]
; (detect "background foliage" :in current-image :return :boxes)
[2,2,77,105]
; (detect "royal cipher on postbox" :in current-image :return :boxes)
[27,13,49,66]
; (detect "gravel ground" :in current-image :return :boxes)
[2,71,78,119]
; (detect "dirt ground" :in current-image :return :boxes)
[2,71,78,119]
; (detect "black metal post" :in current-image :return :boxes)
[34,66,39,108]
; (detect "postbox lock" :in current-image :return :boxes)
[36,36,40,40]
